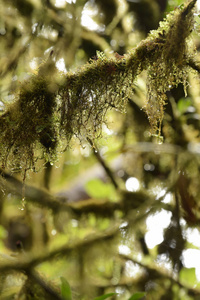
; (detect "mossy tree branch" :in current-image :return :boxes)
[0,224,120,273]
[0,0,198,172]
[0,166,174,221]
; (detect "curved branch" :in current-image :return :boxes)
[188,58,200,73]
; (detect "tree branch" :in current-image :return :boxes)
[0,224,120,273]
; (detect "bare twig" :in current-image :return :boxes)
[87,138,119,189]
[119,254,200,296]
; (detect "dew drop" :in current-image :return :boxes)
[18,197,26,211]
[157,136,163,144]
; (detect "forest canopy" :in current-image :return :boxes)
[1,0,200,299]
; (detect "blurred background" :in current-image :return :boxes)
[1,0,200,299]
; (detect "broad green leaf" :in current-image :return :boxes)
[93,292,117,300]
[60,277,72,300]
[179,267,197,287]
[85,179,115,199]
[128,292,146,300]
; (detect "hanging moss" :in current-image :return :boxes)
[145,0,197,135]
[59,51,133,143]
[0,0,198,172]
[0,75,57,171]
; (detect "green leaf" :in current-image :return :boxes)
[128,292,146,300]
[93,292,117,300]
[60,277,72,300]
[0,225,7,239]
[85,179,115,199]
[179,267,197,287]
[177,97,192,114]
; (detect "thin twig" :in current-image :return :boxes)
[87,138,119,189]
[119,254,200,296]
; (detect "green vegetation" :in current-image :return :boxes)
[1,0,198,171]
[1,0,200,299]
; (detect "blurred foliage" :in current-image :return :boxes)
[1,0,200,300]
